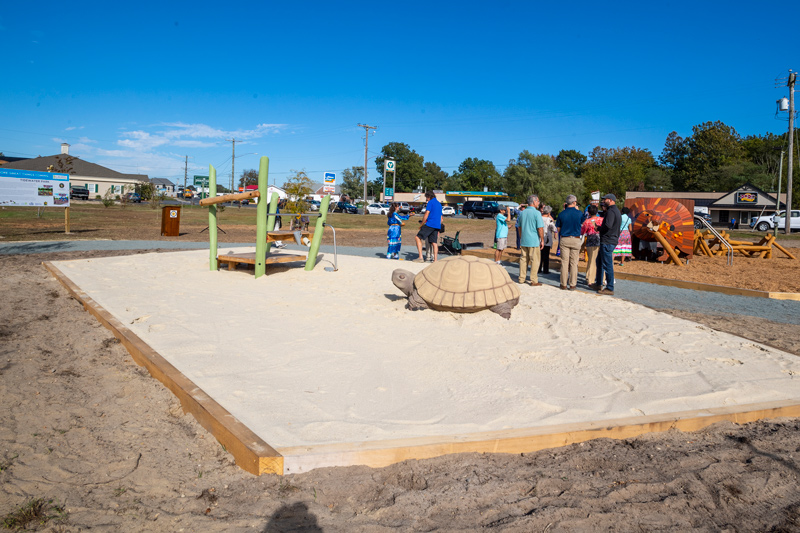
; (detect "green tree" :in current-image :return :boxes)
[282,170,314,214]
[661,121,745,191]
[238,169,259,189]
[340,166,364,199]
[554,149,587,178]
[450,158,501,191]
[423,161,449,190]
[582,146,656,201]
[374,142,426,193]
[502,151,583,209]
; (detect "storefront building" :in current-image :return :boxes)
[626,184,787,227]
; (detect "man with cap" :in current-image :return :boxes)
[590,193,621,295]
[555,194,582,290]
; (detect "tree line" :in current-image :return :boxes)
[334,121,796,211]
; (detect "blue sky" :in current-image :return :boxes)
[1,1,796,189]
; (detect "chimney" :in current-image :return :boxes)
[61,143,70,155]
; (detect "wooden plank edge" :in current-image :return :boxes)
[42,261,284,476]
[277,399,800,474]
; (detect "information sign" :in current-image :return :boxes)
[324,172,336,184]
[0,168,70,207]
[384,187,394,200]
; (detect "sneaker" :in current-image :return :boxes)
[597,288,614,295]
[274,241,285,248]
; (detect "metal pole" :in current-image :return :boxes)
[774,150,784,237]
[357,124,377,214]
[786,71,795,234]
[382,164,387,203]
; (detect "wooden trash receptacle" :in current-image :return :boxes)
[161,206,181,236]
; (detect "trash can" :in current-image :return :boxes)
[161,205,181,236]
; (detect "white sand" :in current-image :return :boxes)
[52,249,800,449]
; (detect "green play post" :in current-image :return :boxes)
[254,157,270,279]
[304,194,331,271]
[208,165,218,271]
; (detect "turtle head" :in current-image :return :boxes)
[391,269,415,297]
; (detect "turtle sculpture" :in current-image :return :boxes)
[391,255,520,319]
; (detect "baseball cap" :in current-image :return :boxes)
[602,193,617,202]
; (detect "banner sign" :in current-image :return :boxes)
[735,192,757,204]
[0,168,70,207]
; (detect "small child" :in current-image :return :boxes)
[386,203,409,259]
[494,207,509,264]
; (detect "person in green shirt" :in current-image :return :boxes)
[517,194,545,285]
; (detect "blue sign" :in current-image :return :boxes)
[385,187,394,199]
[324,172,336,183]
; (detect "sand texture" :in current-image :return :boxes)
[49,250,800,453]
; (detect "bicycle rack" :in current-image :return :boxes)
[694,215,733,266]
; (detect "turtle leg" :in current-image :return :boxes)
[489,302,513,320]
[407,290,429,311]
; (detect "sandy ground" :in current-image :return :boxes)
[2,250,800,531]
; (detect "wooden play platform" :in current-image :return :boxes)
[217,230,313,270]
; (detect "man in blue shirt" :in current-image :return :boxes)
[555,194,583,290]
[415,191,443,262]
[517,194,545,285]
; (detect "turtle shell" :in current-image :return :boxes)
[413,255,520,311]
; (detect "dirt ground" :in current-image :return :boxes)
[1,249,799,532]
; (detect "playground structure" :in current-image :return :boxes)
[627,198,695,267]
[694,230,797,261]
[199,156,331,278]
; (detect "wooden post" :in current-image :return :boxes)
[650,230,683,266]
[254,157,270,280]
[64,206,70,234]
[305,195,332,271]
[209,166,218,271]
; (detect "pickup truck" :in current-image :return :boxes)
[750,210,800,231]
[69,187,90,200]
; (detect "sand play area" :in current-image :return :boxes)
[44,248,800,476]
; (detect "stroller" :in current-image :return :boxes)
[439,230,462,255]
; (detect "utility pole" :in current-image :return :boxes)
[184,156,188,196]
[786,71,795,234]
[227,138,239,204]
[358,124,377,214]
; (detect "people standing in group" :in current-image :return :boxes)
[590,194,622,295]
[538,205,556,275]
[613,206,633,266]
[517,194,545,286]
[415,191,443,262]
[386,203,408,259]
[581,204,602,287]
[494,207,509,264]
[555,195,583,290]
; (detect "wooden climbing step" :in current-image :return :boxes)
[217,252,307,271]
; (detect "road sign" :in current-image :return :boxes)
[193,175,209,187]
[384,160,396,172]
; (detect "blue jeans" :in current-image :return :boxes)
[594,243,616,291]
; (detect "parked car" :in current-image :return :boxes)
[69,187,90,200]
[307,200,321,211]
[750,210,800,231]
[396,202,417,215]
[332,201,358,214]
[124,192,142,203]
[366,203,391,215]
[693,210,712,229]
[442,205,456,216]
[462,200,501,219]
